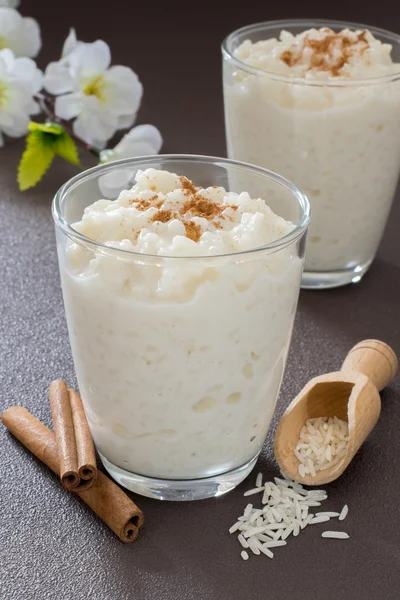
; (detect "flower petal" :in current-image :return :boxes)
[0,48,15,72]
[16,17,41,58]
[13,56,43,91]
[115,124,163,155]
[55,92,82,120]
[115,139,156,159]
[1,110,30,137]
[73,106,118,148]
[72,40,111,78]
[62,28,78,58]
[0,8,20,36]
[43,61,75,94]
[117,113,137,130]
[98,169,135,198]
[103,66,143,115]
[28,99,40,115]
[0,107,14,127]
[0,0,19,7]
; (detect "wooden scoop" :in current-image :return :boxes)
[274,340,398,486]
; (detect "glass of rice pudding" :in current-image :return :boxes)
[222,20,400,288]
[52,155,309,500]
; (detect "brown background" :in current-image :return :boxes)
[1,1,400,599]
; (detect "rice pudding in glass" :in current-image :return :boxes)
[222,20,400,288]
[52,155,309,500]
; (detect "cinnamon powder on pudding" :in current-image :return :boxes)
[133,196,163,211]
[150,209,173,223]
[179,176,198,194]
[184,222,202,242]
[280,28,370,76]
[146,177,237,242]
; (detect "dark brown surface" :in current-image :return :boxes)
[1,1,400,599]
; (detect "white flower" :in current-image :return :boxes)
[0,48,43,146]
[98,124,163,197]
[0,8,41,58]
[100,124,163,162]
[61,28,81,59]
[43,33,143,149]
[0,0,19,7]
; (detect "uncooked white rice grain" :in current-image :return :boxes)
[274,477,290,487]
[244,503,253,516]
[260,545,274,558]
[249,509,262,523]
[256,533,275,542]
[310,515,330,524]
[229,521,241,534]
[238,534,249,549]
[321,531,349,539]
[301,514,313,529]
[241,550,249,560]
[295,500,302,521]
[316,512,340,518]
[256,472,263,488]
[308,489,327,496]
[264,523,284,530]
[244,487,264,497]
[339,504,349,521]
[248,538,261,555]
[272,508,283,522]
[281,525,294,540]
[262,488,269,504]
[264,540,287,548]
[243,526,266,538]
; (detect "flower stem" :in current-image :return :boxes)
[34,93,100,158]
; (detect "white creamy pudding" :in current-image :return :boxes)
[59,168,303,480]
[223,26,400,274]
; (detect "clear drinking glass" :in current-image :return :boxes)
[52,155,309,501]
[222,19,400,289]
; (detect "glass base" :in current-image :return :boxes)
[301,259,372,290]
[99,452,259,501]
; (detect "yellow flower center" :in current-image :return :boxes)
[0,81,8,108]
[83,75,107,103]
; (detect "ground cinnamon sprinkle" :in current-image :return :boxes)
[133,177,237,242]
[134,196,163,211]
[179,176,198,194]
[184,221,202,242]
[280,28,370,76]
[182,197,224,220]
[151,209,173,223]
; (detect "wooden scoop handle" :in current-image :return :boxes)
[341,339,398,391]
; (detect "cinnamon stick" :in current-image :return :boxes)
[1,406,144,543]
[69,388,97,484]
[49,380,96,491]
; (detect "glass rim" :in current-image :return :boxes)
[52,154,310,261]
[222,18,400,87]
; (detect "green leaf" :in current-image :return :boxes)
[18,131,56,191]
[54,132,80,166]
[18,122,80,190]
[28,121,64,136]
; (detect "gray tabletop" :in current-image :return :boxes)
[1,2,400,599]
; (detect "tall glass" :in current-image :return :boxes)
[223,19,400,289]
[52,155,310,500]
